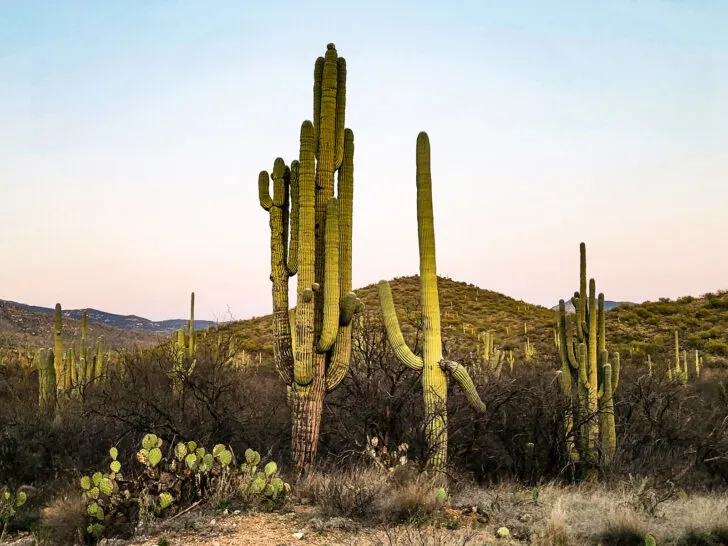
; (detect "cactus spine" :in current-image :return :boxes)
[378,132,486,468]
[259,44,362,473]
[557,243,620,470]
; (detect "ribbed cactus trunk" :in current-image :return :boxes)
[416,133,448,467]
[378,133,486,469]
[259,44,361,475]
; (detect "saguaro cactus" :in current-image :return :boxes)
[258,43,362,473]
[79,312,88,384]
[557,243,620,469]
[38,348,57,416]
[378,132,486,468]
[189,292,196,355]
[53,304,66,390]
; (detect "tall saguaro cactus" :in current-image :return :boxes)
[557,243,620,470]
[258,43,362,473]
[189,292,196,355]
[53,304,66,390]
[79,312,88,384]
[378,132,486,469]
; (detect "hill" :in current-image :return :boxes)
[606,291,728,368]
[214,276,559,367]
[0,300,165,350]
[213,276,728,372]
[0,299,216,333]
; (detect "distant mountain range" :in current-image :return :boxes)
[551,299,637,313]
[0,300,217,333]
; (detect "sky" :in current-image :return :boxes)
[1,0,727,322]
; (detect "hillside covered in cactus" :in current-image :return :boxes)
[209,275,728,372]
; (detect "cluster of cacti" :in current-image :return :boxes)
[37,307,109,414]
[378,132,486,468]
[79,433,281,540]
[258,43,364,473]
[557,243,620,468]
[668,331,702,383]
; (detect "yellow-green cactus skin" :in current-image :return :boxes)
[557,243,620,469]
[258,44,362,473]
[377,132,486,469]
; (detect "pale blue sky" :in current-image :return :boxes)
[1,1,727,321]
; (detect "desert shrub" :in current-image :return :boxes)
[677,526,728,546]
[297,465,388,520]
[613,365,728,487]
[703,339,728,356]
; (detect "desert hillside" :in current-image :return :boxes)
[211,276,728,371]
[0,300,165,350]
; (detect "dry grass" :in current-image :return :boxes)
[37,490,86,545]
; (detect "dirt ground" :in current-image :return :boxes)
[120,505,499,546]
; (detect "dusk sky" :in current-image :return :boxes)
[2,1,727,321]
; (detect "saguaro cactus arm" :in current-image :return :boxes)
[325,128,356,392]
[260,157,296,386]
[294,121,316,387]
[317,198,340,353]
[439,359,486,412]
[377,280,424,371]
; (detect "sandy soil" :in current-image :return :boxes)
[121,505,497,546]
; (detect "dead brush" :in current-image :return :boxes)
[297,465,389,520]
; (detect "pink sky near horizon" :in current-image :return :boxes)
[1,1,727,322]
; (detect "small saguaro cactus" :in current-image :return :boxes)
[378,132,486,469]
[94,337,105,380]
[557,243,620,469]
[524,338,535,362]
[258,43,363,473]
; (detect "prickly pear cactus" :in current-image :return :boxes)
[240,448,290,507]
